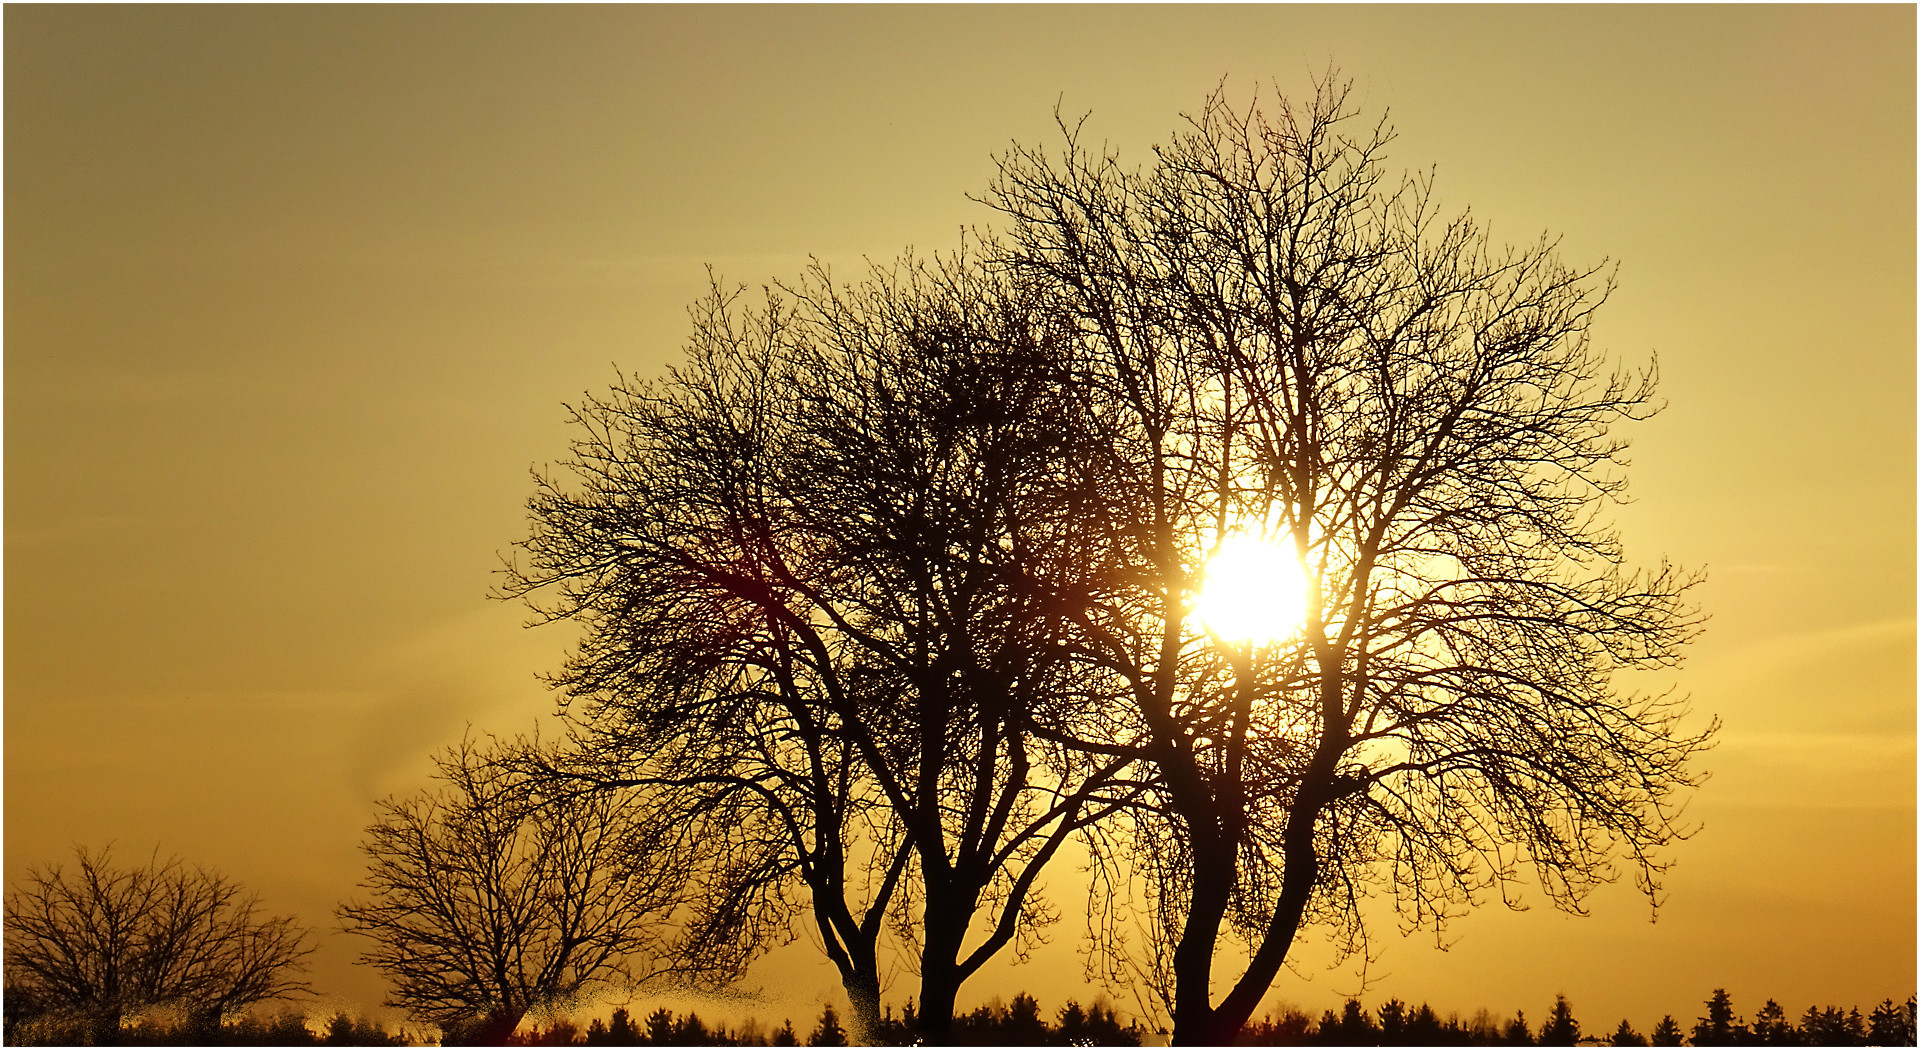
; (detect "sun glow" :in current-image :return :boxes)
[1193,533,1309,645]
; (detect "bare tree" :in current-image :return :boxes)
[505,249,1135,1041]
[4,845,312,1043]
[983,75,1715,1043]
[337,736,690,1045]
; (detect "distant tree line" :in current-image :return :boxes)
[1227,989,1919,1047]
[498,990,1917,1048]
[500,990,1919,1048]
[5,1004,413,1047]
[507,996,1141,1047]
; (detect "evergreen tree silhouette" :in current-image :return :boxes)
[1407,1003,1445,1045]
[1649,1015,1684,1047]
[1503,1009,1533,1046]
[676,1012,710,1046]
[607,1008,640,1047]
[772,1019,799,1047]
[1377,999,1409,1043]
[1004,993,1048,1044]
[872,1003,914,1045]
[1801,1005,1849,1045]
[1058,1000,1090,1043]
[1336,1000,1381,1044]
[1241,1006,1315,1045]
[1541,996,1579,1045]
[1694,989,1739,1046]
[1083,999,1132,1046]
[1751,999,1794,1046]
[1869,998,1915,1046]
[810,1003,849,1047]
[1609,1018,1648,1046]
[644,1008,676,1046]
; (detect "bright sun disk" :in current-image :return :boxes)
[1193,534,1308,645]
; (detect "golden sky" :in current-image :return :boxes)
[7,4,1913,1033]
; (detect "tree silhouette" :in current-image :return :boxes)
[1869,998,1916,1046]
[675,1012,712,1046]
[1502,1009,1532,1046]
[1608,1017,1648,1046]
[337,737,690,1044]
[1693,989,1740,1046]
[1750,998,1793,1045]
[1002,992,1050,1044]
[1540,996,1579,1046]
[1330,999,1380,1044]
[1377,998,1409,1042]
[984,73,1712,1043]
[4,845,311,1043]
[642,1006,678,1045]
[1405,1003,1447,1046]
[506,253,1134,1040]
[605,1007,641,1046]
[809,1003,849,1047]
[1648,1015,1683,1047]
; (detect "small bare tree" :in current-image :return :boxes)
[4,846,312,1043]
[337,736,691,1045]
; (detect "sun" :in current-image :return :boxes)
[1193,533,1309,645]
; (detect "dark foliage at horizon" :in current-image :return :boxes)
[4,981,1912,1046]
[499,989,1917,1048]
[3,1007,412,1046]
[511,996,1143,1046]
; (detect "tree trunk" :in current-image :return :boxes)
[1169,830,1237,1046]
[915,962,962,1046]
[841,966,883,1047]
[914,902,970,1046]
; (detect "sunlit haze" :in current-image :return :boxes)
[6,4,1912,1040]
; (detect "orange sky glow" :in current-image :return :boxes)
[7,5,1913,1037]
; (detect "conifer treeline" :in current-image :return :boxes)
[507,997,1140,1046]
[24,988,1915,1046]
[500,990,1918,1047]
[1228,990,1917,1047]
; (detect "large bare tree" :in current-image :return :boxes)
[337,737,691,1045]
[505,251,1135,1041]
[4,846,312,1044]
[983,76,1716,1043]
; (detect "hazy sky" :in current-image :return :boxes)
[7,4,1913,1034]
